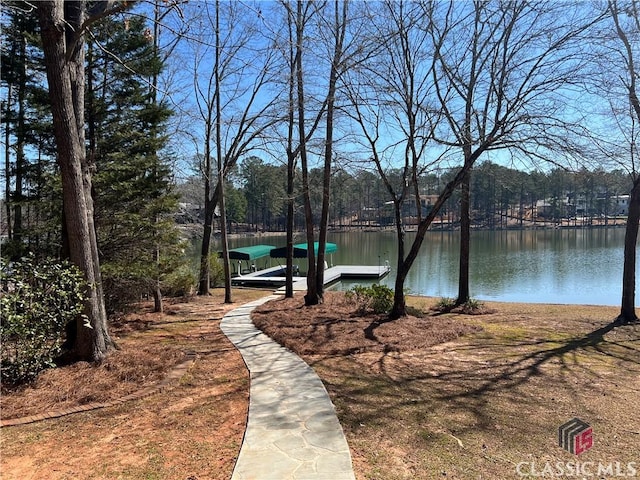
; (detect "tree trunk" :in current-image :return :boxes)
[302,175,317,306]
[214,0,232,304]
[38,0,113,362]
[151,0,163,313]
[198,142,219,295]
[389,200,407,319]
[315,141,331,301]
[389,154,481,319]
[4,84,12,241]
[457,169,471,305]
[619,179,640,323]
[610,0,640,324]
[285,151,295,298]
[198,217,212,295]
[153,246,163,313]
[12,36,27,246]
[198,180,220,296]
[315,0,346,301]
[294,0,318,306]
[284,10,296,299]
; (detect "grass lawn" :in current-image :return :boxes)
[253,293,640,480]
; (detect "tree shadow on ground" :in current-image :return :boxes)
[446,319,639,397]
[312,316,640,441]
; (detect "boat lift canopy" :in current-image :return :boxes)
[269,242,338,259]
[220,244,276,261]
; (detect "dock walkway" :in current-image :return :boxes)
[232,265,390,290]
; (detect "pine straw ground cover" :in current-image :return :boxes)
[2,289,639,480]
[1,289,267,480]
[252,292,640,480]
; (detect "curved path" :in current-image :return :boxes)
[220,296,356,480]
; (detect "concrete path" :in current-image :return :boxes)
[220,297,355,480]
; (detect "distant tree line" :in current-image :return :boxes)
[176,158,633,231]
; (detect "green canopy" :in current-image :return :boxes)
[220,245,276,261]
[270,242,338,259]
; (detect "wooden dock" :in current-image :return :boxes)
[231,265,390,292]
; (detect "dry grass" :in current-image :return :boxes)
[1,344,183,419]
[252,292,481,356]
[253,292,640,480]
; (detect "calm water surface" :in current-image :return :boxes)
[217,228,635,306]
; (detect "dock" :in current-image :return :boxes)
[231,264,391,292]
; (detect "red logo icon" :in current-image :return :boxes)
[559,418,593,455]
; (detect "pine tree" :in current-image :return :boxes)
[1,4,59,259]
[86,14,179,314]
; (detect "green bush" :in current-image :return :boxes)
[460,297,485,314]
[432,296,485,314]
[162,254,224,298]
[101,262,152,314]
[208,253,225,288]
[346,284,394,314]
[162,264,197,298]
[434,297,456,312]
[0,256,87,386]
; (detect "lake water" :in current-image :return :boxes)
[215,228,636,307]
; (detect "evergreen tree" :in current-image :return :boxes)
[1,3,59,259]
[86,14,179,314]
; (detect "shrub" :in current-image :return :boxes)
[0,256,87,386]
[101,262,151,314]
[208,253,225,288]
[460,297,485,315]
[162,264,197,298]
[434,297,456,312]
[432,296,486,314]
[346,284,394,314]
[162,254,224,298]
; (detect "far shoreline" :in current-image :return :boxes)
[178,220,628,240]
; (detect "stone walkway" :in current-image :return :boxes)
[220,296,356,480]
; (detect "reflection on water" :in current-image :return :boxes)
[212,228,635,306]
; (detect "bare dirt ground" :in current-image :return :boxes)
[1,289,267,480]
[253,292,640,480]
[2,289,639,480]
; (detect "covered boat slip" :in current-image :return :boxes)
[269,242,338,259]
[231,264,390,289]
[229,242,390,291]
[225,244,276,260]
[221,242,337,276]
[219,244,276,275]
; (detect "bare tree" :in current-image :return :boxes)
[275,0,344,304]
[428,0,597,306]
[609,0,640,323]
[344,0,440,318]
[281,0,366,305]
[281,0,305,299]
[314,0,365,302]
[348,0,595,319]
[294,0,319,304]
[187,1,279,299]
